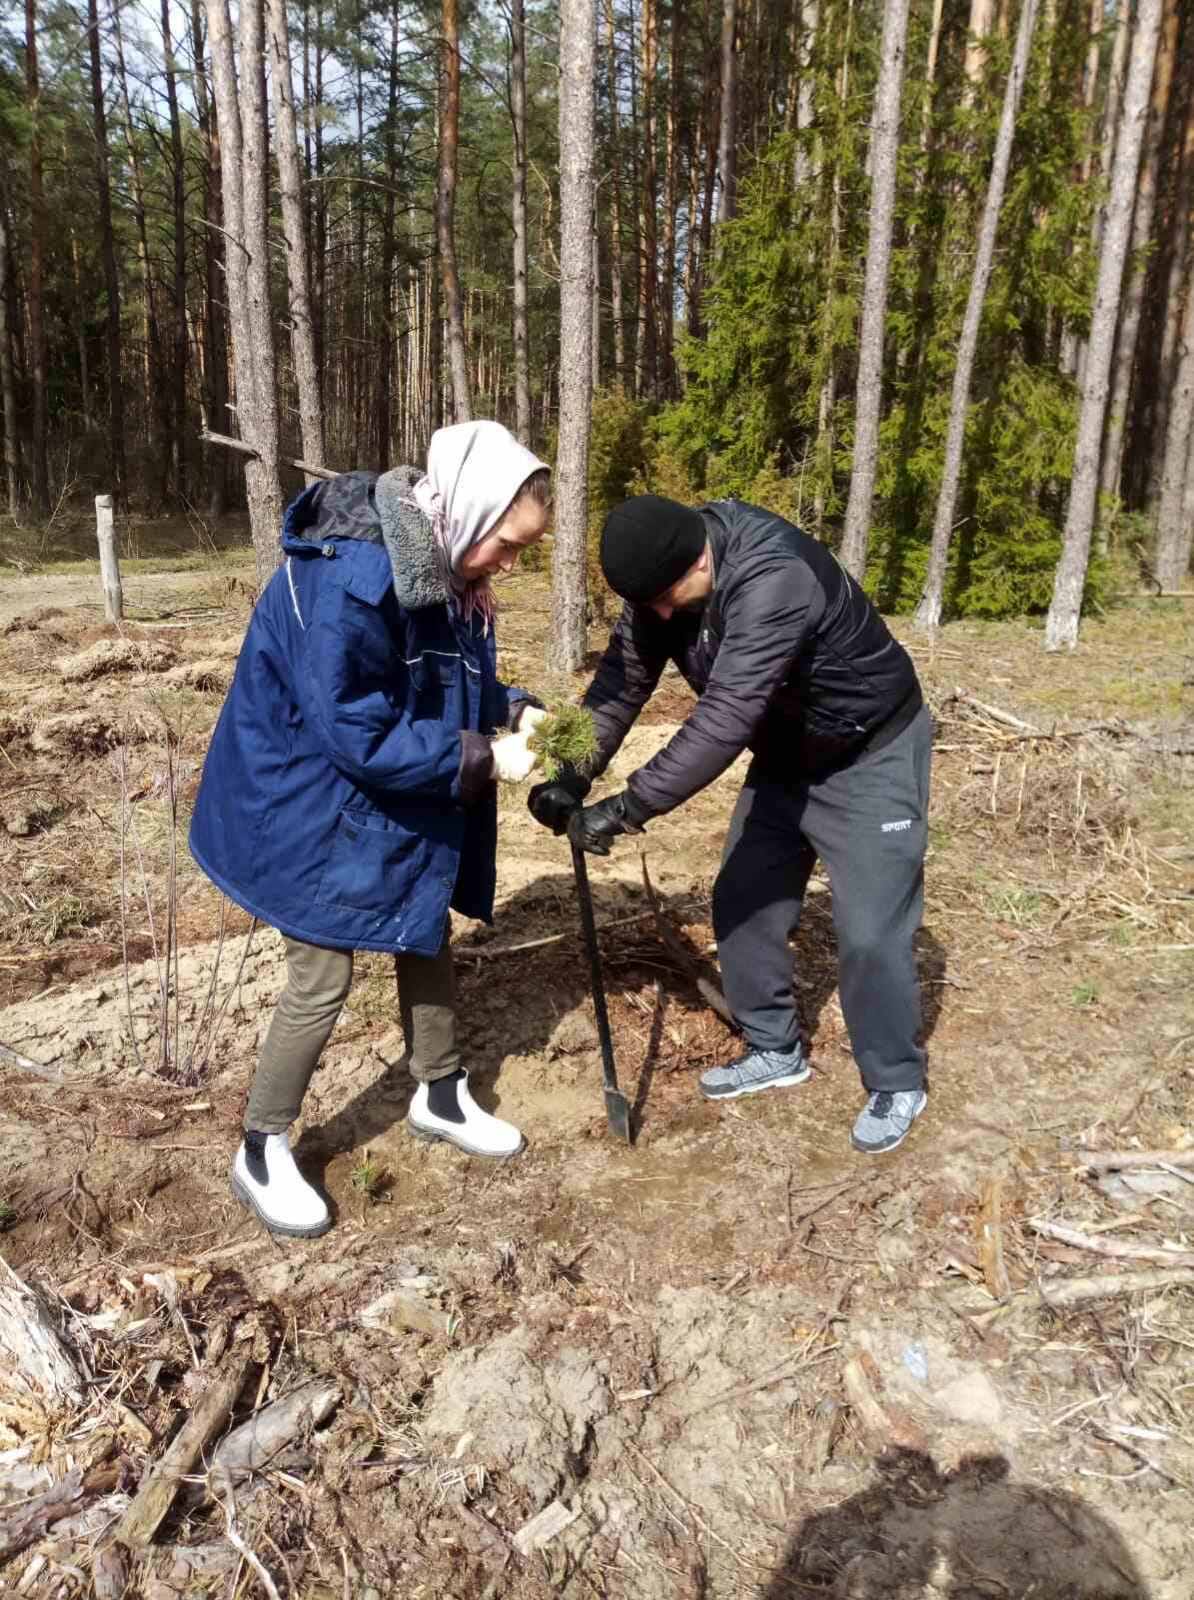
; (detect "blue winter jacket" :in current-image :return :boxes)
[189,470,531,956]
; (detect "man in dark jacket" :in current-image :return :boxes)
[529,495,932,1154]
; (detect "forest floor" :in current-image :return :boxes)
[0,528,1192,1599]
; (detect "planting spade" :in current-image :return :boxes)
[570,844,633,1144]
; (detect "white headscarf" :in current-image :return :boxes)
[412,421,549,626]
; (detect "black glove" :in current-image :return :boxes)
[566,790,651,856]
[527,765,591,836]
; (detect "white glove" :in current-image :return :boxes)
[516,704,549,735]
[491,732,538,783]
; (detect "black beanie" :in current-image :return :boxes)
[600,496,707,603]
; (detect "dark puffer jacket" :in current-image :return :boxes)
[584,499,923,817]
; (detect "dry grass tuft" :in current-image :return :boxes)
[55,639,176,684]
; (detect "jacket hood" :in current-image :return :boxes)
[280,467,449,611]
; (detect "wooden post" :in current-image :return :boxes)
[95,493,123,622]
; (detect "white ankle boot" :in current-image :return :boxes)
[408,1074,523,1158]
[231,1130,331,1238]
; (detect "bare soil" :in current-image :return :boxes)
[1,551,1192,1599]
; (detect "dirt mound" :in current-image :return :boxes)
[55,638,176,683]
[162,657,230,692]
[30,708,153,754]
[1,606,66,635]
[423,1304,622,1508]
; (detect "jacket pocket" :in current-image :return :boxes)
[317,809,429,913]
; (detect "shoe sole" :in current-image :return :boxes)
[407,1118,524,1159]
[850,1096,927,1154]
[700,1066,811,1102]
[230,1172,333,1239]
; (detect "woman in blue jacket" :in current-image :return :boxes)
[190,421,551,1237]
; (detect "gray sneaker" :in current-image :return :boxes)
[851,1090,927,1153]
[700,1043,810,1102]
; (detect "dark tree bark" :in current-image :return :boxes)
[438,0,472,422]
[87,0,126,507]
[24,0,50,515]
[604,0,627,385]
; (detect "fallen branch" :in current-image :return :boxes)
[0,1039,64,1085]
[208,1378,341,1487]
[641,857,735,1027]
[212,1472,282,1600]
[0,1466,120,1562]
[1027,1218,1194,1268]
[115,1352,253,1548]
[978,1176,1013,1300]
[971,1266,1194,1320]
[945,687,1042,735]
[1076,1149,1194,1173]
[199,428,337,482]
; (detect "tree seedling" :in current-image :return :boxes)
[350,1150,387,1201]
[527,702,598,782]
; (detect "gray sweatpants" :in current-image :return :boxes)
[712,706,932,1093]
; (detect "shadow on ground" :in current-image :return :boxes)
[763,1449,1149,1598]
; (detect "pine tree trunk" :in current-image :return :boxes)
[268,0,326,471]
[0,176,20,514]
[191,0,228,515]
[205,0,284,577]
[918,0,945,154]
[716,0,737,222]
[915,0,1039,629]
[113,4,165,490]
[313,0,326,390]
[1045,0,1165,650]
[1144,14,1194,508]
[372,0,399,467]
[511,0,532,440]
[438,0,472,423]
[838,0,910,580]
[1154,250,1194,589]
[605,0,627,385]
[552,0,595,674]
[635,0,658,398]
[87,0,126,507]
[659,0,684,397]
[963,0,997,103]
[24,0,49,515]
[1098,0,1176,511]
[794,0,818,180]
[161,0,188,503]
[239,0,283,560]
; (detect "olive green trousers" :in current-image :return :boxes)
[244,936,458,1133]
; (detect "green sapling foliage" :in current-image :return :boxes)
[527,703,599,783]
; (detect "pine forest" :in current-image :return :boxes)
[0,0,1192,645]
